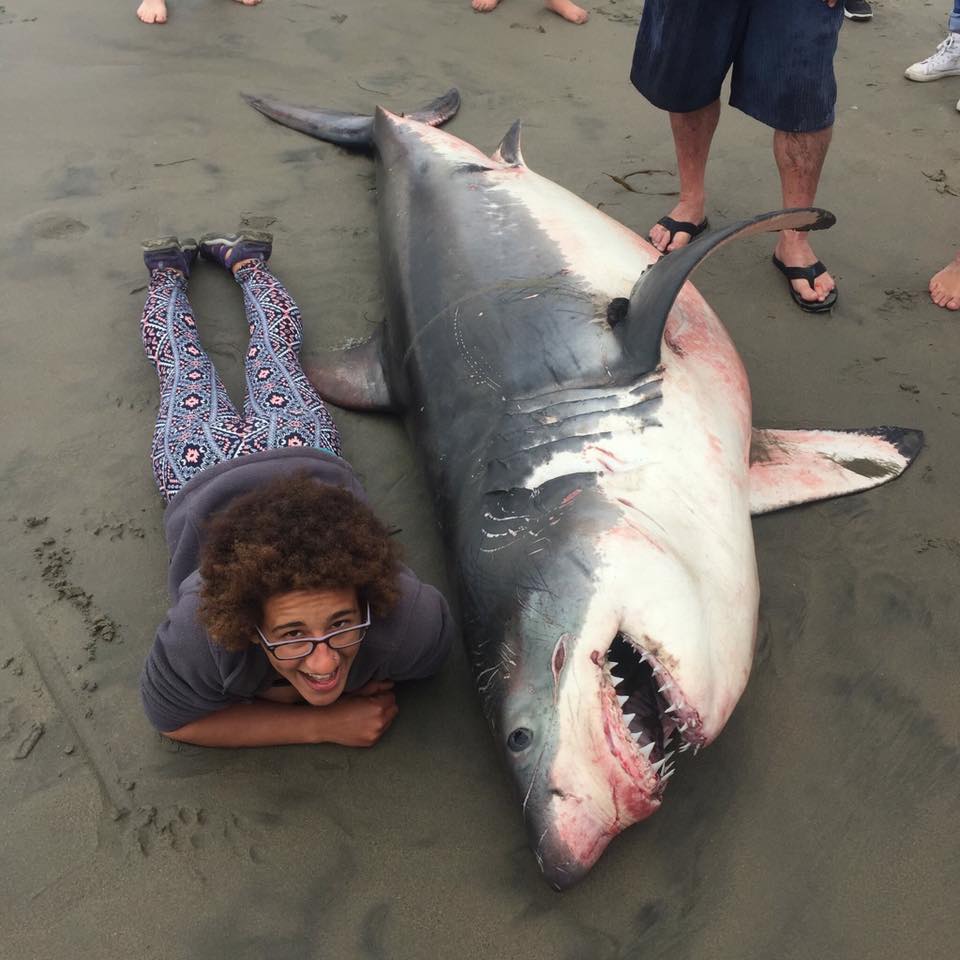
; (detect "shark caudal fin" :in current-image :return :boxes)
[305,329,396,412]
[748,426,923,514]
[614,208,836,375]
[241,88,461,149]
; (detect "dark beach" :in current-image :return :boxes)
[1,1,957,956]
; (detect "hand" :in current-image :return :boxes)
[320,681,398,747]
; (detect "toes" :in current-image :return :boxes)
[648,228,668,253]
[666,231,694,253]
[947,298,960,311]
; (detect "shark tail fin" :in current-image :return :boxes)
[241,88,460,149]
[748,426,923,514]
[305,329,397,412]
[615,208,836,374]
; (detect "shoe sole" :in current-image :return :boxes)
[844,11,873,20]
[199,230,274,246]
[142,235,180,252]
[905,67,960,81]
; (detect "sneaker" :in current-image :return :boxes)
[199,230,273,270]
[142,236,198,276]
[905,33,960,81]
[844,0,872,21]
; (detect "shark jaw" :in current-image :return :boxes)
[520,628,710,891]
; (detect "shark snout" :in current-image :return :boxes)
[525,788,614,892]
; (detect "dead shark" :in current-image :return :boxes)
[244,89,923,889]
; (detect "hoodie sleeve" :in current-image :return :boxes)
[139,589,237,733]
[382,576,456,682]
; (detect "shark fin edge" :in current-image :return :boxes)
[748,425,923,515]
[616,208,836,375]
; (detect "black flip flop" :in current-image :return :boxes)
[772,254,838,314]
[649,216,709,254]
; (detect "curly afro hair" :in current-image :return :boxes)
[198,472,401,650]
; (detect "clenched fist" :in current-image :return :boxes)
[318,680,399,747]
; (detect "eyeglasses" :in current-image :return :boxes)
[256,603,372,660]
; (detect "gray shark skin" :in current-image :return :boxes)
[245,90,923,890]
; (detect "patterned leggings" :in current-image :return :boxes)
[140,262,341,501]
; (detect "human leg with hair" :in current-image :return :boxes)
[630,0,745,253]
[199,233,342,458]
[140,239,247,500]
[771,127,837,309]
[732,0,842,311]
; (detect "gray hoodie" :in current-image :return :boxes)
[140,448,454,733]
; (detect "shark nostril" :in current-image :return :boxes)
[507,727,533,752]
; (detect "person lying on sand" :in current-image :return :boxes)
[929,253,960,311]
[137,232,453,747]
[471,0,589,26]
[137,0,261,25]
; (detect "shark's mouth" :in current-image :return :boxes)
[603,633,705,788]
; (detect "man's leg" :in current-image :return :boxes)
[648,100,720,253]
[772,127,836,305]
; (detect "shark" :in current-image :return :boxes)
[244,89,922,889]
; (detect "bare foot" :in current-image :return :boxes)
[544,0,589,22]
[137,0,168,23]
[648,199,706,253]
[232,0,263,5]
[773,231,836,306]
[472,0,501,11]
[929,253,960,310]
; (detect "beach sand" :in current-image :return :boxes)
[1,0,957,956]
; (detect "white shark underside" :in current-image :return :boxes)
[245,90,923,889]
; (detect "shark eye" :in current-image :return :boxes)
[507,727,533,752]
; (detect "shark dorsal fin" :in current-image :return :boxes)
[615,208,836,374]
[492,121,524,167]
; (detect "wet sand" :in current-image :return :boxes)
[1,0,958,956]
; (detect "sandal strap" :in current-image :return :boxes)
[657,216,704,237]
[773,256,827,291]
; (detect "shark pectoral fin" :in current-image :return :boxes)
[618,208,836,374]
[748,426,924,515]
[305,330,397,412]
[492,121,525,166]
